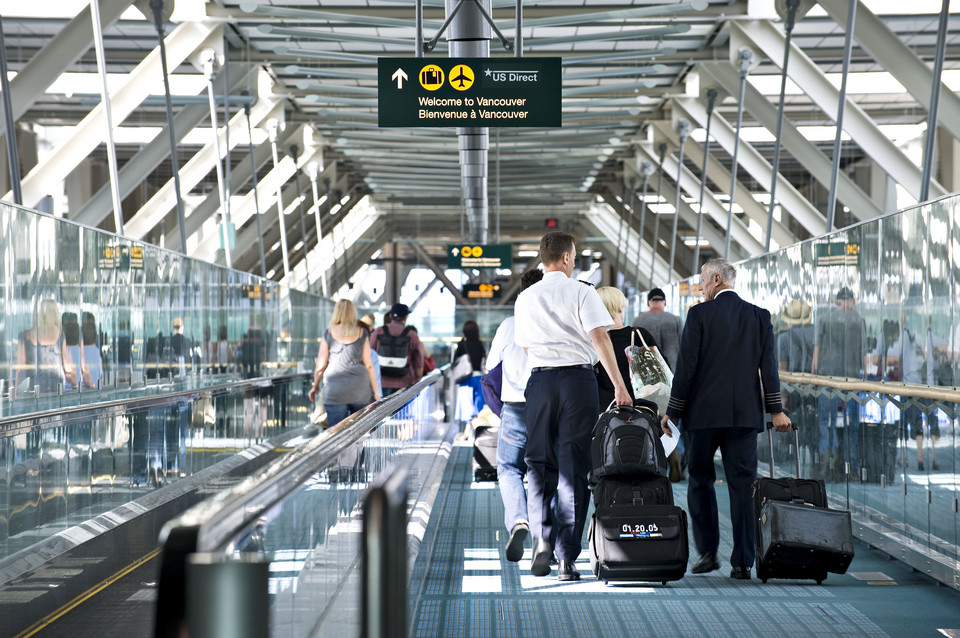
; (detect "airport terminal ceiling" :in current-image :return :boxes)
[0,0,958,297]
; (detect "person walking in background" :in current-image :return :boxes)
[882,309,938,471]
[16,298,75,396]
[778,299,816,459]
[359,313,383,399]
[453,320,487,421]
[61,312,82,391]
[662,258,790,581]
[514,231,634,583]
[308,299,380,427]
[370,303,424,396]
[81,312,102,390]
[632,287,684,372]
[115,316,133,385]
[594,286,659,409]
[486,268,543,563]
[811,286,866,480]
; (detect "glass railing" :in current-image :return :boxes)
[0,200,335,421]
[0,375,312,563]
[155,371,451,638]
[647,193,960,586]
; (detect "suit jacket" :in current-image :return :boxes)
[666,291,782,432]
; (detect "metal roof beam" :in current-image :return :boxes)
[817,0,960,145]
[671,95,826,237]
[729,19,946,202]
[698,61,883,223]
[7,21,223,208]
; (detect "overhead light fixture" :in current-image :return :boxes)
[563,81,657,97]
[525,24,690,48]
[259,24,413,48]
[563,49,678,66]
[564,64,667,81]
[274,46,374,64]
[512,2,706,29]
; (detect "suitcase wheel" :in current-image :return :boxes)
[816,577,825,585]
[661,581,667,586]
[762,578,768,584]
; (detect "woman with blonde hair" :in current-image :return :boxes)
[594,287,659,410]
[16,298,76,396]
[308,299,380,427]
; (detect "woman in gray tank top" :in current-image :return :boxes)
[308,299,380,428]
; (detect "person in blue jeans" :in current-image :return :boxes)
[486,268,542,562]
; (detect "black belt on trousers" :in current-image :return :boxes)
[530,364,594,373]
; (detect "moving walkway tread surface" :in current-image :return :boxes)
[410,443,960,638]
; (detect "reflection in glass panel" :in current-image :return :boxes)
[641,195,960,585]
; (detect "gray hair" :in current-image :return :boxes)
[702,258,737,286]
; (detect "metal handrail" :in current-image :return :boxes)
[779,371,960,403]
[154,369,444,638]
[0,370,309,433]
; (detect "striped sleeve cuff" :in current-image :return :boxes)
[764,391,783,413]
[667,396,686,416]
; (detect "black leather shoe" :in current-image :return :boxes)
[505,522,529,563]
[730,567,751,580]
[530,538,552,577]
[557,560,580,582]
[691,553,720,574]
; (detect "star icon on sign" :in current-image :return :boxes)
[484,68,492,77]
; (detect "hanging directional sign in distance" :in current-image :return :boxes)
[378,57,561,128]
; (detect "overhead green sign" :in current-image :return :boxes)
[378,57,561,128]
[447,244,513,270]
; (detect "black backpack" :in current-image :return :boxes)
[589,399,667,484]
[377,326,413,377]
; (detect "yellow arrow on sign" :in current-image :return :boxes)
[392,68,408,89]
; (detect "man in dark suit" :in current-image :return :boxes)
[661,258,791,580]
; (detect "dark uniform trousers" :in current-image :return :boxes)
[524,367,599,562]
[686,427,759,569]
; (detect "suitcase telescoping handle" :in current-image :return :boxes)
[765,422,801,478]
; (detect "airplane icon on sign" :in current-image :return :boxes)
[449,65,474,90]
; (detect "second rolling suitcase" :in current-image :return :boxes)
[754,424,855,584]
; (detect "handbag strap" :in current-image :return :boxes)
[633,327,650,349]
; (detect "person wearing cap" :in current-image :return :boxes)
[370,303,424,396]
[661,258,790,581]
[811,286,867,481]
[778,299,817,458]
[633,286,687,480]
[514,231,641,583]
[632,286,684,373]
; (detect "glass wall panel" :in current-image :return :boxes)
[656,194,960,583]
[0,202,323,422]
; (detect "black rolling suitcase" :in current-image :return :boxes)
[588,476,689,585]
[472,424,498,481]
[754,424,855,584]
